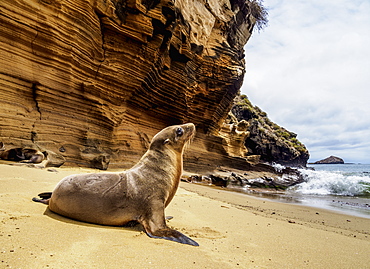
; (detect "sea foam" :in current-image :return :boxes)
[292,168,370,196]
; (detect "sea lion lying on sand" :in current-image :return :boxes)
[33,123,198,246]
[0,142,45,163]
[0,142,65,168]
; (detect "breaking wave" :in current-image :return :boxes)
[271,162,285,173]
[291,166,370,197]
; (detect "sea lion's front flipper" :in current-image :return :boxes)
[146,228,199,246]
[141,208,199,246]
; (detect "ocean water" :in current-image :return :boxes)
[258,164,370,219]
[296,164,370,197]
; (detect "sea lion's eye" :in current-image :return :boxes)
[176,127,184,137]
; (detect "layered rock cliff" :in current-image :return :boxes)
[1,0,308,179]
[1,0,269,171]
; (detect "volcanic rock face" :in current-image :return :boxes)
[314,156,344,164]
[231,95,309,167]
[0,0,260,169]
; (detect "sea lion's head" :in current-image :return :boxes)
[150,123,196,152]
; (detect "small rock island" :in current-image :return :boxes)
[314,156,344,164]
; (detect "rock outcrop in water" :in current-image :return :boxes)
[183,164,305,190]
[314,156,344,164]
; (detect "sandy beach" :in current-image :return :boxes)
[1,163,369,268]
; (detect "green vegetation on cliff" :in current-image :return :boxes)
[232,94,309,166]
[249,0,269,32]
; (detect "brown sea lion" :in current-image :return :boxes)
[33,123,198,246]
[0,142,45,163]
[0,142,65,168]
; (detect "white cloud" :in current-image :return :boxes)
[242,0,370,163]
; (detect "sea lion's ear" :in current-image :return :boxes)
[163,138,170,145]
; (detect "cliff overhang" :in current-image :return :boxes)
[0,0,264,171]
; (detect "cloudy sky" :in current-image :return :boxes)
[241,0,370,163]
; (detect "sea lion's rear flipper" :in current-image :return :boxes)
[32,192,52,205]
[146,228,199,246]
[37,192,52,199]
[32,197,50,205]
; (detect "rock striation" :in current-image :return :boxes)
[0,0,263,170]
[0,0,308,189]
[314,156,344,164]
[0,0,308,190]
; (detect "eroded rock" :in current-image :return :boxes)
[183,164,305,191]
[0,0,262,170]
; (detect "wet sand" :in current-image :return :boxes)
[1,164,369,268]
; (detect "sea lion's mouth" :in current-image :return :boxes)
[183,123,195,139]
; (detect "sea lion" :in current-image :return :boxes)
[0,142,65,168]
[0,142,45,163]
[33,123,198,246]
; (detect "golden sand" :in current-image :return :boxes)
[1,164,369,268]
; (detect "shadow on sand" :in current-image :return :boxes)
[42,207,144,233]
